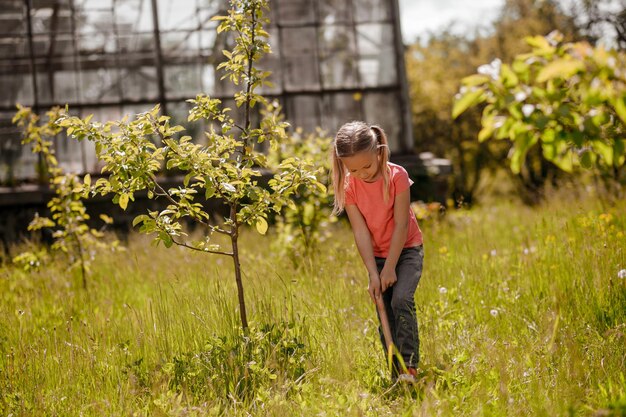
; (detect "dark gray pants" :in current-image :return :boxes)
[375,245,424,369]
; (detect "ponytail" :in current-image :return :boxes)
[370,125,391,204]
[332,147,347,216]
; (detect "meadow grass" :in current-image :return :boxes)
[1,195,625,416]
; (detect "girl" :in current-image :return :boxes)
[332,121,424,382]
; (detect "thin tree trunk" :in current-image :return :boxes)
[75,233,87,290]
[230,204,248,330]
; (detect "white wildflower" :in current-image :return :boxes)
[515,91,527,102]
[477,58,501,81]
[618,269,626,279]
[490,249,497,257]
[439,287,448,294]
[490,309,499,317]
[522,104,535,118]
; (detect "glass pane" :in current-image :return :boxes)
[198,4,221,27]
[115,0,153,33]
[197,24,217,52]
[157,0,199,31]
[356,23,396,86]
[30,33,76,58]
[257,28,282,95]
[281,27,320,91]
[38,7,73,33]
[200,64,215,94]
[319,25,357,89]
[35,71,53,103]
[0,36,28,59]
[353,0,391,23]
[55,131,86,174]
[275,0,316,25]
[356,23,394,55]
[285,95,322,134]
[359,51,395,87]
[213,66,238,96]
[161,31,201,57]
[363,92,402,151]
[1,0,23,15]
[80,68,122,103]
[284,55,319,92]
[53,70,80,103]
[78,32,116,54]
[76,0,114,9]
[318,0,352,24]
[116,32,156,53]
[322,93,362,134]
[164,64,202,98]
[0,110,30,184]
[0,74,33,108]
[120,66,159,101]
[78,10,116,35]
[0,8,26,35]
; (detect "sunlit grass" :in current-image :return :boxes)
[1,196,625,416]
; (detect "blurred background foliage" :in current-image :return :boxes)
[405,0,625,205]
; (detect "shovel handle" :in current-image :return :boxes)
[375,295,393,351]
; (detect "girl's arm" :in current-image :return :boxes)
[380,188,410,291]
[345,205,382,302]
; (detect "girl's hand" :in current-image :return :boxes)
[380,266,397,292]
[368,274,382,303]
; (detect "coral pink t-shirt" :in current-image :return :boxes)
[345,163,423,258]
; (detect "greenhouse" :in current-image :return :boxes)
[0,0,412,183]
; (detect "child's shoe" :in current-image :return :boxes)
[396,367,418,383]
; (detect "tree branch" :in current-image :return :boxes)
[172,239,233,256]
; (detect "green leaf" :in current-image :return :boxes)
[452,89,484,119]
[592,140,614,166]
[255,217,268,235]
[478,125,494,142]
[614,96,626,124]
[552,150,574,173]
[501,64,519,88]
[524,35,553,52]
[536,59,585,83]
[132,214,150,227]
[461,74,490,87]
[580,150,594,169]
[119,193,129,210]
[205,183,216,199]
[100,214,114,225]
[510,133,537,174]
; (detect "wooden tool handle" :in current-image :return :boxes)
[375,296,393,351]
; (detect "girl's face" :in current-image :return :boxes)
[341,149,381,182]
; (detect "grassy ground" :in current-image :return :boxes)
[1,195,625,416]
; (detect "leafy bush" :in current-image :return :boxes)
[454,31,626,186]
[11,105,121,288]
[161,322,309,406]
[268,123,334,266]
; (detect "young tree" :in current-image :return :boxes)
[57,0,325,330]
[268,120,334,267]
[12,105,121,288]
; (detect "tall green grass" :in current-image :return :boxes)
[1,196,625,416]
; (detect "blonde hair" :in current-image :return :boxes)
[331,121,390,215]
